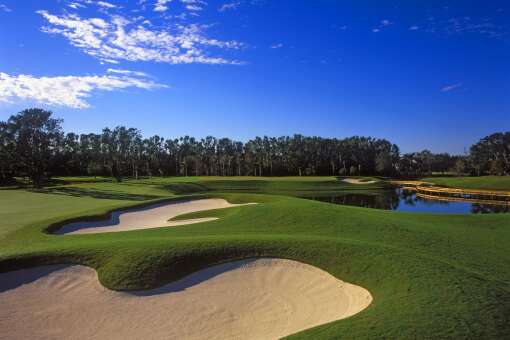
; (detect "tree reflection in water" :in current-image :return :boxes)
[301,187,510,214]
[471,203,510,214]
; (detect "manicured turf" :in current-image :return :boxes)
[0,176,509,339]
[422,176,510,191]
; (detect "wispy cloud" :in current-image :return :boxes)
[38,10,243,65]
[441,82,463,92]
[409,15,508,40]
[270,43,283,49]
[372,19,393,33]
[68,2,87,9]
[155,0,207,12]
[219,2,241,12]
[0,72,166,109]
[0,4,11,12]
[154,0,172,12]
[68,0,119,11]
[97,1,117,9]
[182,0,207,11]
[107,68,149,77]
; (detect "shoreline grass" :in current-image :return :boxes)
[422,176,510,191]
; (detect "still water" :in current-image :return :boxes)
[301,187,510,214]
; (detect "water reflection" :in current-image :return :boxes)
[301,187,510,214]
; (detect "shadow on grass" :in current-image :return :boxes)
[161,183,210,195]
[130,259,257,296]
[30,187,160,201]
[0,259,258,295]
[0,177,112,190]
[54,199,201,234]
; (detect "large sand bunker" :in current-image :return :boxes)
[342,178,377,184]
[57,198,254,235]
[0,258,372,340]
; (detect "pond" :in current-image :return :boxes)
[301,187,510,214]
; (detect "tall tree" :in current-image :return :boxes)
[471,132,510,176]
[4,109,63,187]
[8,107,504,182]
[0,121,16,183]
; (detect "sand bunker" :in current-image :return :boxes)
[342,178,377,184]
[57,198,254,235]
[0,258,372,340]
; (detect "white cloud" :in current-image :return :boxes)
[38,10,243,65]
[155,0,205,12]
[441,82,463,92]
[372,19,393,33]
[107,68,149,77]
[0,4,11,12]
[0,72,165,109]
[409,15,507,40]
[97,1,117,9]
[68,2,87,9]
[181,0,206,11]
[154,0,172,12]
[186,4,202,11]
[67,0,118,10]
[219,1,240,12]
[270,43,283,49]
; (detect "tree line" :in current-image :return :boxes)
[0,109,508,186]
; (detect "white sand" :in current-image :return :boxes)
[342,178,377,184]
[0,258,372,340]
[57,198,255,235]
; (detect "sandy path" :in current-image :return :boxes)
[342,178,377,184]
[57,199,254,235]
[0,258,372,340]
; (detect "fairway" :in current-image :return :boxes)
[1,177,509,339]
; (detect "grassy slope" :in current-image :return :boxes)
[0,176,509,339]
[422,176,510,191]
[0,181,175,238]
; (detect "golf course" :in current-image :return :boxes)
[1,176,509,339]
[1,1,509,338]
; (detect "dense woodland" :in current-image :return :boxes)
[0,109,508,186]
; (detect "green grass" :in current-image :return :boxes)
[0,176,509,339]
[422,176,510,191]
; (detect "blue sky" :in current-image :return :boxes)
[0,0,509,154]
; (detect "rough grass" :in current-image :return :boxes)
[422,176,510,191]
[0,176,509,339]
